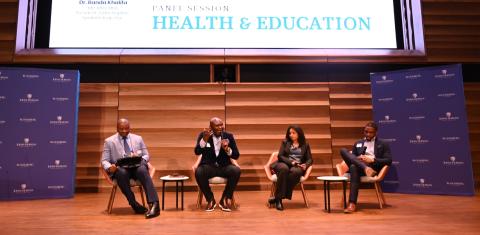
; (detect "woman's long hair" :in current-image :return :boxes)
[284,125,306,147]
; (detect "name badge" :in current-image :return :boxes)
[206,143,211,148]
[356,143,363,148]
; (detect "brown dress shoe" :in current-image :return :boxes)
[344,203,356,213]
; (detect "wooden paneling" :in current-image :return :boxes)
[116,83,225,190]
[76,83,118,192]
[76,82,480,191]
[422,0,480,62]
[329,82,373,168]
[0,0,17,62]
[465,83,480,188]
[225,83,333,190]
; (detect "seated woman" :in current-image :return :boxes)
[269,125,313,210]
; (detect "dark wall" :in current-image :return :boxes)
[1,63,478,83]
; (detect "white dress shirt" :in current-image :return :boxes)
[364,137,376,159]
[199,135,232,157]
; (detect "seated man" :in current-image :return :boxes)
[101,118,160,219]
[194,117,241,212]
[340,121,392,213]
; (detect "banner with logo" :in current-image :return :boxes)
[370,64,474,195]
[0,67,79,200]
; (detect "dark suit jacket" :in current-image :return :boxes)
[194,131,240,167]
[276,140,313,168]
[351,138,392,170]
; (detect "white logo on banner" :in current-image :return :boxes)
[13,183,34,194]
[16,163,34,168]
[52,97,70,102]
[16,137,37,148]
[378,97,394,102]
[19,93,39,103]
[439,112,460,121]
[438,92,456,98]
[22,74,39,79]
[52,73,72,82]
[375,75,394,84]
[19,117,37,123]
[379,115,397,124]
[382,138,397,142]
[406,93,425,102]
[48,160,68,169]
[442,136,460,142]
[405,74,422,80]
[48,185,65,190]
[0,95,5,102]
[50,115,69,125]
[392,161,400,165]
[0,120,5,125]
[446,182,464,186]
[434,69,455,78]
[0,71,8,80]
[413,178,433,188]
[412,158,430,164]
[49,140,67,145]
[408,115,426,121]
[410,134,429,144]
[443,155,465,166]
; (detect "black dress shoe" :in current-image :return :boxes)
[131,202,148,214]
[275,199,284,211]
[145,202,160,219]
[205,199,216,212]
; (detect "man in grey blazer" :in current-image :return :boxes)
[101,118,160,219]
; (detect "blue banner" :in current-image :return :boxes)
[0,67,79,200]
[370,64,475,195]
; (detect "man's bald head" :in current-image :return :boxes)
[210,117,224,137]
[117,118,130,138]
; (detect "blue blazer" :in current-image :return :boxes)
[351,138,392,170]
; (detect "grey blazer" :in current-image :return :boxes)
[101,133,150,171]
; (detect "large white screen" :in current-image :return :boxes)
[49,0,398,49]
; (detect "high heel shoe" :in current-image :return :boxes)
[275,199,284,211]
[268,196,276,207]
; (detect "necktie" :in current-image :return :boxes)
[123,137,131,155]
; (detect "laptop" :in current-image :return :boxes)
[116,156,142,169]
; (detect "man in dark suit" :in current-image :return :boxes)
[340,121,392,213]
[194,117,241,212]
[101,118,160,219]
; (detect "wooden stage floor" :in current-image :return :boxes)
[1,189,479,235]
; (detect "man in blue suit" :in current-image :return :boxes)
[194,117,241,212]
[340,121,392,213]
[101,118,159,219]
